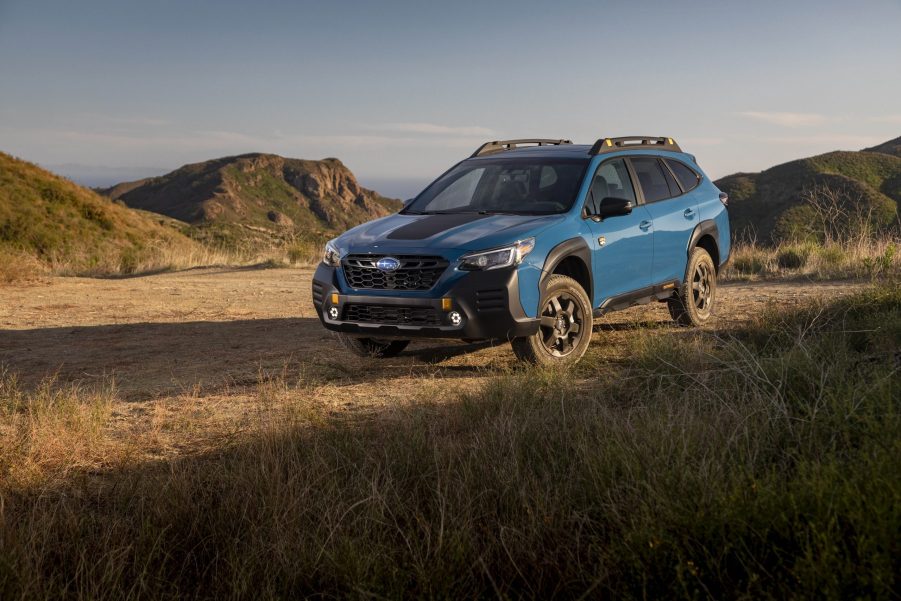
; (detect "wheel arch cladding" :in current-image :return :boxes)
[540,237,593,300]
[688,220,720,272]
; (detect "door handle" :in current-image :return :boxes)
[639,220,652,231]
[683,208,696,219]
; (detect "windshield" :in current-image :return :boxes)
[404,157,589,215]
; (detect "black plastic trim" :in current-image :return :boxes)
[312,263,539,341]
[594,280,680,316]
[539,237,593,301]
[686,219,721,272]
[471,139,572,158]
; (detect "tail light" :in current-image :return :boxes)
[719,192,729,207]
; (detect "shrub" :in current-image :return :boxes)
[776,243,813,269]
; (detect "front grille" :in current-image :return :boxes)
[476,288,507,312]
[343,304,441,326]
[342,254,448,291]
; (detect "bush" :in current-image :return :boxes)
[776,243,813,269]
[731,248,769,275]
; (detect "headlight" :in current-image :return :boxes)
[459,238,535,271]
[323,240,340,267]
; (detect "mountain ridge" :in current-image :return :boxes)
[101,153,402,247]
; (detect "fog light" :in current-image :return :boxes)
[328,307,339,320]
[448,311,462,326]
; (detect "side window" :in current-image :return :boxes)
[586,158,636,214]
[658,159,681,196]
[630,157,674,203]
[666,159,701,192]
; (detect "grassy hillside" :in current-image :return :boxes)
[102,153,402,252]
[0,152,209,279]
[716,146,901,242]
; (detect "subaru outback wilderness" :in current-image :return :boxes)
[313,136,730,364]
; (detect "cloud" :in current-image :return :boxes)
[370,122,497,136]
[738,111,828,127]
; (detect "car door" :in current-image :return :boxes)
[628,156,700,285]
[584,157,654,305]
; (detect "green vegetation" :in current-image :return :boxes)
[717,146,901,242]
[0,152,213,279]
[2,285,898,598]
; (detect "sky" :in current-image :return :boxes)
[1,0,901,197]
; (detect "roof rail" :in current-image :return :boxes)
[588,136,681,155]
[471,138,573,158]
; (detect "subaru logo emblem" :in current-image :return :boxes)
[376,257,401,272]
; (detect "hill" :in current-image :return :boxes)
[0,151,203,278]
[715,140,901,242]
[102,153,402,249]
[863,135,901,158]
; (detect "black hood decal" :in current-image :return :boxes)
[386,213,488,240]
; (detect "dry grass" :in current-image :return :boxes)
[0,285,898,599]
[0,248,48,284]
[724,235,900,281]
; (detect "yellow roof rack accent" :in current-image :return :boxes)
[588,136,682,155]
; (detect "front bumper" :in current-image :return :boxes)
[312,263,539,341]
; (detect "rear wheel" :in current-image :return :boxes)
[668,247,716,326]
[511,274,592,365]
[335,333,410,358]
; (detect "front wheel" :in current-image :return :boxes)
[335,334,410,358]
[668,247,716,326]
[511,274,592,365]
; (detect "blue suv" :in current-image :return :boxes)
[312,136,730,364]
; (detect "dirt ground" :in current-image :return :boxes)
[0,267,865,458]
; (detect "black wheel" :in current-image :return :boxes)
[668,247,716,326]
[511,274,592,365]
[335,333,410,358]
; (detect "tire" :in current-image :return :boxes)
[668,246,717,327]
[511,274,592,365]
[335,333,410,358]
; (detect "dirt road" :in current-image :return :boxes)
[0,267,862,401]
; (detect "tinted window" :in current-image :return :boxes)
[586,158,636,215]
[406,158,589,215]
[666,159,701,192]
[630,157,673,203]
[659,159,680,196]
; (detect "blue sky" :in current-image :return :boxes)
[1,0,900,196]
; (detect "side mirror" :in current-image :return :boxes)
[589,197,633,221]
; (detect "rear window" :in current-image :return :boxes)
[666,159,701,192]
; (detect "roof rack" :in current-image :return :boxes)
[588,136,681,155]
[471,138,573,158]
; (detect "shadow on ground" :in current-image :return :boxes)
[0,318,498,398]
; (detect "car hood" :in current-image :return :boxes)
[337,212,565,254]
